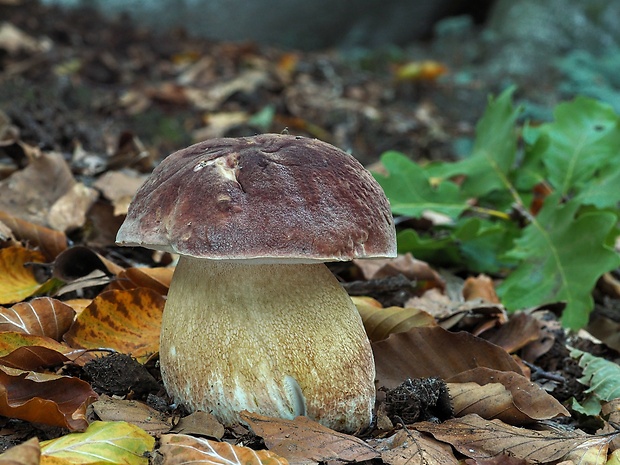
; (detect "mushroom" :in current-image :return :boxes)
[116,134,396,432]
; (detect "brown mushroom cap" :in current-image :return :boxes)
[116,134,396,261]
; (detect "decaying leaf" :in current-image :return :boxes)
[0,246,46,305]
[0,297,75,340]
[47,182,98,233]
[379,428,459,465]
[93,170,148,216]
[372,326,523,389]
[0,332,75,370]
[415,414,615,464]
[159,433,288,465]
[40,421,154,464]
[63,288,165,362]
[462,275,499,303]
[0,365,97,431]
[170,410,225,440]
[241,411,379,464]
[0,437,40,465]
[480,312,542,353]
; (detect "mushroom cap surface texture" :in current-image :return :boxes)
[116,133,396,261]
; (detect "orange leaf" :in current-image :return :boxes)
[63,288,165,362]
[0,332,75,370]
[159,433,289,465]
[0,297,75,340]
[0,366,97,431]
[107,267,173,294]
[0,246,46,305]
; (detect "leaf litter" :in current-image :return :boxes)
[0,1,620,464]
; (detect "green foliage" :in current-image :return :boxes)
[375,88,620,329]
[569,347,620,415]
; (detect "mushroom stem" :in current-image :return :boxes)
[160,256,375,432]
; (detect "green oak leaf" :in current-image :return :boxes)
[375,151,467,219]
[497,195,620,329]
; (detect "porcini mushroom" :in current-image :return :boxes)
[116,134,396,432]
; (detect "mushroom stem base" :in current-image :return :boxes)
[160,256,375,433]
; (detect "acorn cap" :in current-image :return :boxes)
[116,134,396,262]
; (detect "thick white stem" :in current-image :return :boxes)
[160,256,375,432]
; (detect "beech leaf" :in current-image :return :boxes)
[0,437,40,465]
[159,433,288,465]
[0,246,46,305]
[415,414,615,464]
[0,297,75,340]
[356,303,436,342]
[380,429,459,465]
[40,421,154,464]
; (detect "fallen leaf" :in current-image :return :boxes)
[47,183,98,233]
[0,210,67,260]
[462,275,500,303]
[91,395,171,435]
[0,365,97,431]
[0,297,75,340]
[380,428,459,465]
[447,367,569,423]
[415,414,614,464]
[353,253,445,290]
[0,437,40,465]
[241,411,379,464]
[93,170,148,216]
[40,421,154,464]
[356,303,436,342]
[170,411,225,440]
[107,267,173,294]
[480,312,542,353]
[0,332,75,370]
[159,433,289,465]
[63,288,165,362]
[0,246,46,305]
[372,326,523,389]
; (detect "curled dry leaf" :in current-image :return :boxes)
[63,288,165,362]
[0,246,46,305]
[0,365,97,431]
[47,182,98,233]
[240,411,379,464]
[0,437,40,465]
[0,332,74,370]
[0,210,67,260]
[353,253,445,289]
[93,170,148,216]
[0,297,75,340]
[415,414,615,465]
[480,312,542,354]
[107,267,173,295]
[356,301,436,342]
[159,433,288,465]
[380,428,459,465]
[447,367,569,423]
[372,326,523,390]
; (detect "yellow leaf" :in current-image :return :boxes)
[40,421,154,465]
[160,434,289,465]
[0,247,46,305]
[356,302,436,342]
[63,288,164,363]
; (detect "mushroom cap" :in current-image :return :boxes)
[116,134,396,262]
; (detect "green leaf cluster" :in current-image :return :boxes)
[569,347,620,416]
[374,88,620,329]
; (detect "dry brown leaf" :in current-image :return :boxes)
[90,395,171,435]
[170,411,225,440]
[356,303,436,342]
[447,382,527,423]
[0,150,75,228]
[0,437,40,465]
[0,211,67,260]
[0,297,75,340]
[480,312,542,353]
[447,367,569,423]
[159,433,289,465]
[241,411,379,465]
[47,182,98,232]
[0,246,46,305]
[0,332,75,370]
[93,170,148,216]
[464,455,529,465]
[462,275,499,303]
[353,253,445,289]
[107,267,173,294]
[63,288,164,362]
[372,326,523,390]
[380,429,459,465]
[0,365,97,431]
[415,414,615,464]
